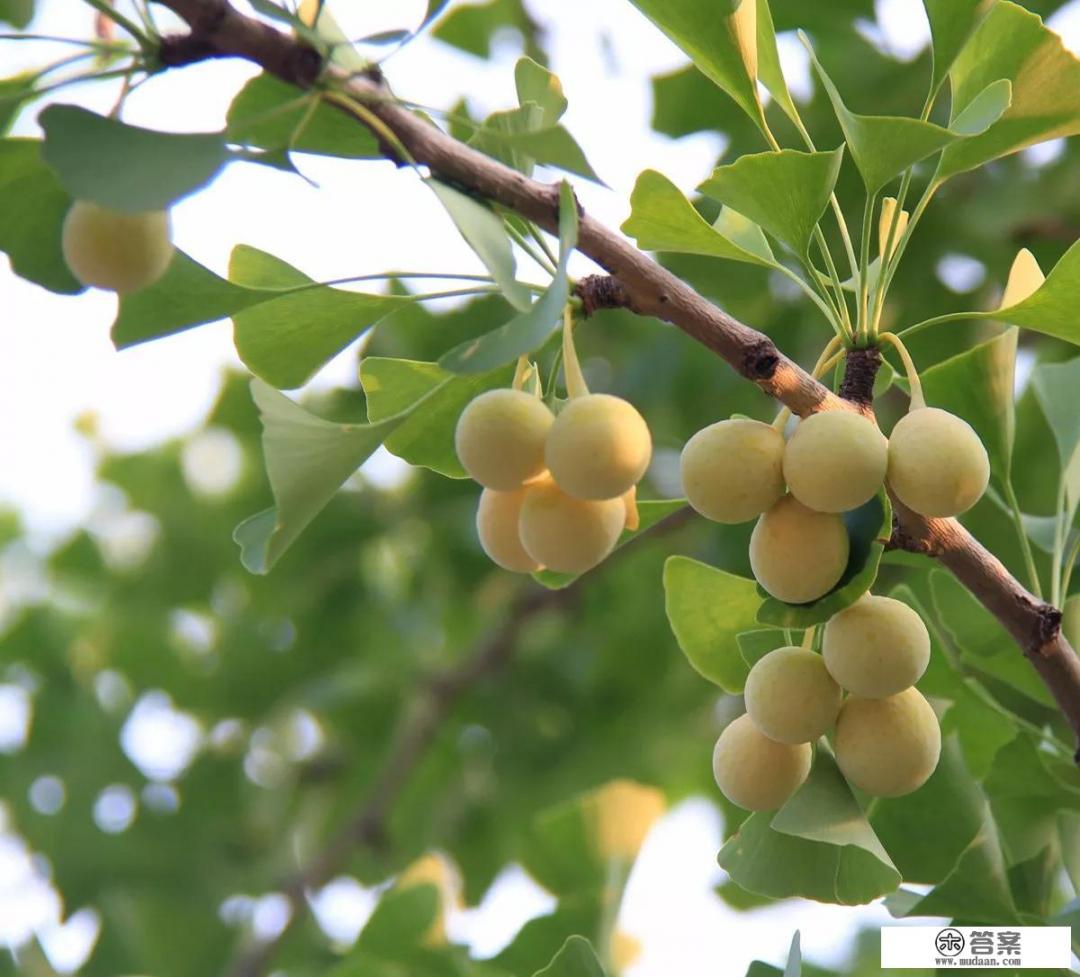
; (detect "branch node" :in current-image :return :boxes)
[576,274,630,316]
[839,346,882,409]
[886,513,944,557]
[741,339,780,381]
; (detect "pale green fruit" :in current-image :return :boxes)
[749,496,849,604]
[680,418,785,524]
[744,646,842,743]
[823,594,930,698]
[1064,595,1080,651]
[455,389,554,490]
[887,407,990,517]
[545,394,652,500]
[62,201,174,293]
[518,478,625,574]
[783,410,887,513]
[476,488,541,573]
[712,713,812,812]
[834,687,941,797]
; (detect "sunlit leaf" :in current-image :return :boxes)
[923,0,994,94]
[627,0,761,125]
[622,169,775,266]
[40,105,230,212]
[698,148,844,256]
[937,1,1080,181]
[663,555,761,692]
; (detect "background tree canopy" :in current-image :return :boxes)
[4,0,1080,975]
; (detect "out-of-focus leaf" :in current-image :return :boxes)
[229,245,409,389]
[40,105,230,212]
[515,57,567,126]
[226,74,380,158]
[698,148,844,257]
[532,936,608,977]
[0,72,35,134]
[756,492,890,628]
[663,555,760,692]
[360,356,512,477]
[1031,355,1080,514]
[440,181,577,373]
[919,326,1018,485]
[0,0,32,27]
[937,1,1080,181]
[354,884,440,955]
[622,169,775,266]
[534,500,688,590]
[426,179,531,310]
[473,123,602,183]
[523,779,665,895]
[0,137,81,293]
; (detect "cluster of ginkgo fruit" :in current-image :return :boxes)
[455,318,652,575]
[681,347,991,809]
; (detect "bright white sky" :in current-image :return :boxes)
[4,0,1080,974]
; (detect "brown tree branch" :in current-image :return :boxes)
[148,2,1080,749]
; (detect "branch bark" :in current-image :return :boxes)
[150,2,1080,745]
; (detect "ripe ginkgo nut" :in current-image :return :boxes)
[518,478,625,574]
[749,496,849,604]
[476,488,541,573]
[61,200,174,293]
[887,407,990,518]
[744,646,842,743]
[455,389,554,491]
[834,687,941,797]
[712,713,811,812]
[545,393,652,500]
[680,418,785,523]
[823,594,930,698]
[783,410,887,513]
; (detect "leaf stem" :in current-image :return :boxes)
[79,0,151,46]
[1052,476,1069,608]
[896,310,976,340]
[1003,479,1043,599]
[877,332,924,410]
[561,305,589,399]
[858,192,876,340]
[505,220,557,277]
[1061,530,1080,605]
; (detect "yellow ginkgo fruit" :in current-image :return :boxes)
[62,201,174,293]
[610,930,643,974]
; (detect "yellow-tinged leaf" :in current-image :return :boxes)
[878,197,908,261]
[584,780,666,861]
[1000,248,1044,308]
[732,0,758,84]
[396,851,462,946]
[298,0,318,25]
[611,930,643,974]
